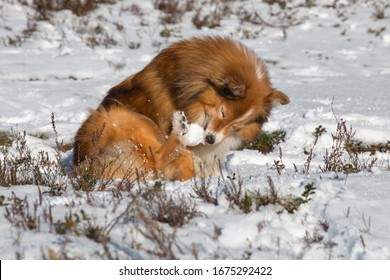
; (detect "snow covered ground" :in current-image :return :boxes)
[1,0,390,259]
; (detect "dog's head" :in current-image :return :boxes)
[170,36,290,146]
[185,69,289,146]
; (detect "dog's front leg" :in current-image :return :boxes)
[154,111,205,180]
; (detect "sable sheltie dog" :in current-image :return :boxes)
[73,36,289,180]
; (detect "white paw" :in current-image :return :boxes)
[172,111,188,136]
[172,111,205,146]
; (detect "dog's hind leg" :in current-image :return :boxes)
[153,133,194,181]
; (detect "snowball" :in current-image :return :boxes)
[182,123,205,146]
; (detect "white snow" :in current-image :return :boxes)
[0,0,390,260]
[184,123,205,146]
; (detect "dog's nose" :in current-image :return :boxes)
[205,134,215,144]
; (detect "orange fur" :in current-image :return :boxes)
[73,36,289,180]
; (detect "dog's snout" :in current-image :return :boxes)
[205,134,215,145]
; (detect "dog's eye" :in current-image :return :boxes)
[220,107,225,118]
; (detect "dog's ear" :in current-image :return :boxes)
[267,90,290,106]
[208,76,246,99]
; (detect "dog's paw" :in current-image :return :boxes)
[172,111,188,136]
[172,111,205,146]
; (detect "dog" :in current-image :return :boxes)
[73,36,289,181]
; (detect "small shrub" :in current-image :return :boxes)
[0,18,37,47]
[345,140,390,154]
[128,41,141,50]
[274,147,286,175]
[53,208,112,242]
[223,174,316,214]
[0,131,12,147]
[303,228,324,245]
[70,151,140,193]
[192,0,231,29]
[140,185,200,227]
[301,182,316,201]
[241,130,286,154]
[0,130,35,187]
[0,115,68,194]
[54,210,82,236]
[320,119,378,174]
[134,201,181,260]
[70,158,102,192]
[223,173,250,213]
[85,26,118,49]
[4,192,40,231]
[367,26,386,37]
[319,220,329,232]
[32,0,117,19]
[304,125,326,175]
[252,176,279,211]
[371,1,389,19]
[154,0,192,24]
[240,0,308,39]
[192,177,218,206]
[160,27,173,38]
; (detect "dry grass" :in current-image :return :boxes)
[1,112,388,259]
[32,0,117,19]
[139,184,201,227]
[222,174,316,214]
[192,0,231,29]
[154,0,194,24]
[304,125,327,175]
[0,131,12,147]
[320,118,378,174]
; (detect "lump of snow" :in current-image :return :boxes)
[183,123,205,146]
[383,34,390,44]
